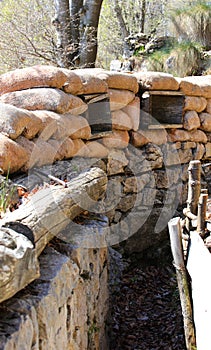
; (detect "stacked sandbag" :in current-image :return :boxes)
[0,65,139,174]
[133,71,211,163]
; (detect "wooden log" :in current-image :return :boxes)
[197,193,208,237]
[168,217,196,350]
[187,160,201,215]
[0,225,40,303]
[0,167,107,303]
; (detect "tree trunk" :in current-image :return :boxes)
[80,0,103,67]
[113,0,131,57]
[140,0,146,33]
[69,0,84,65]
[54,0,103,68]
[53,0,72,67]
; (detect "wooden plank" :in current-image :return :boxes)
[148,124,183,129]
[168,217,196,350]
[146,90,184,96]
[186,232,211,350]
[0,167,107,303]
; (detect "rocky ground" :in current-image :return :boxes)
[109,257,186,350]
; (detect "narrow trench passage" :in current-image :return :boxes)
[109,261,186,350]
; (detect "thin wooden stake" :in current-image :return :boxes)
[168,217,196,350]
[187,160,201,215]
[197,193,208,237]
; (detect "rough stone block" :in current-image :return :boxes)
[145,143,163,169]
[164,146,192,166]
[183,110,200,131]
[167,129,207,143]
[167,129,190,142]
[205,143,211,158]
[189,129,208,143]
[193,143,205,160]
[123,174,151,194]
[181,141,196,149]
[199,112,211,132]
[107,149,129,175]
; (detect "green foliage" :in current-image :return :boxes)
[169,0,211,50]
[138,37,202,76]
[0,0,56,73]
[0,169,15,215]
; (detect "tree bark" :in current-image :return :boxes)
[140,0,146,33]
[54,0,103,68]
[113,0,131,57]
[53,0,72,67]
[80,0,103,67]
[69,0,84,65]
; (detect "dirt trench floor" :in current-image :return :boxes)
[109,261,186,350]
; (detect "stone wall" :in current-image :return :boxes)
[0,230,109,350]
[0,66,211,349]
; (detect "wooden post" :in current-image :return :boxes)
[197,192,208,238]
[168,217,196,350]
[187,160,201,215]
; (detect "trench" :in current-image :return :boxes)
[108,251,186,350]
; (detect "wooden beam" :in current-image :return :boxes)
[145,90,184,96]
[168,217,196,350]
[0,167,107,303]
[148,124,183,129]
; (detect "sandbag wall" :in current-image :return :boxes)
[0,66,211,255]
